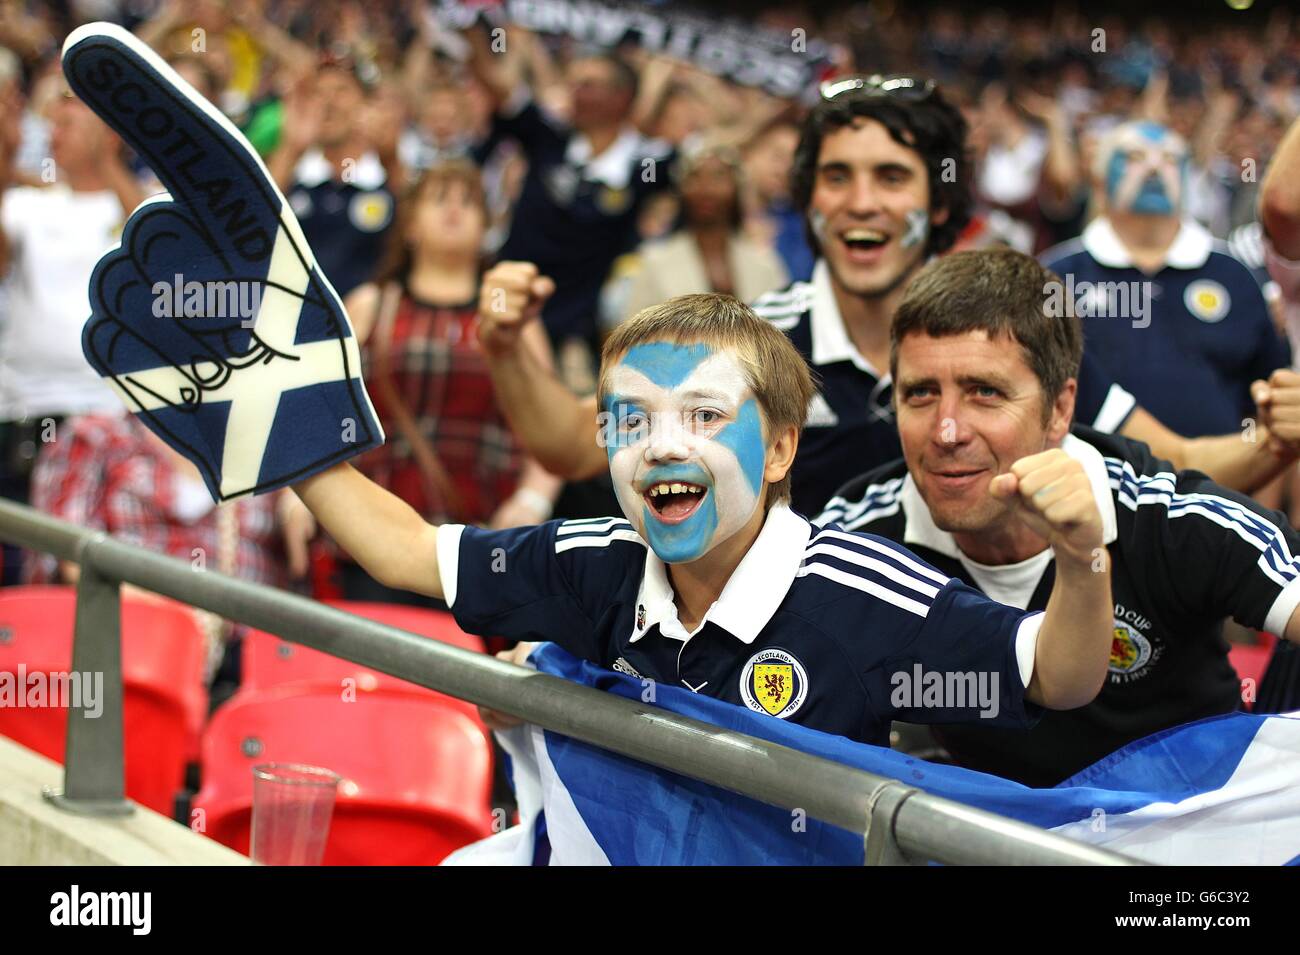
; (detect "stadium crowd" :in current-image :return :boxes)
[2,0,1300,789]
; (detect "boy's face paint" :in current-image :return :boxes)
[1103,122,1188,216]
[603,343,767,564]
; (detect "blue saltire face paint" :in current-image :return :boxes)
[808,209,831,248]
[1102,121,1188,216]
[901,209,930,249]
[603,342,767,564]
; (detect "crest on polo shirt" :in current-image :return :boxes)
[1109,612,1164,683]
[739,648,808,718]
[1184,280,1229,323]
[349,191,393,232]
[597,185,630,215]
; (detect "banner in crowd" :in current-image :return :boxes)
[436,0,837,98]
[444,643,1300,866]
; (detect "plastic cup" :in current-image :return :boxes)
[250,763,341,866]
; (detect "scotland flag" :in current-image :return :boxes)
[62,24,383,501]
[445,643,1300,866]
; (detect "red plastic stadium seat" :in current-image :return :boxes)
[0,585,207,814]
[193,685,493,864]
[1229,632,1277,711]
[241,601,485,720]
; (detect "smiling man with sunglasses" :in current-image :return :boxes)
[477,74,1300,516]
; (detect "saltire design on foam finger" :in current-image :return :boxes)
[62,22,383,501]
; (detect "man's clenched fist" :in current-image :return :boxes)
[988,449,1105,567]
[1251,368,1300,459]
[476,261,555,358]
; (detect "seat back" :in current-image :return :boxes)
[0,585,207,814]
[241,601,485,722]
[194,685,494,865]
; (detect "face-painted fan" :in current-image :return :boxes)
[62,22,384,501]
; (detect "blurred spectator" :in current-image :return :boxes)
[0,45,54,185]
[602,141,787,329]
[397,79,479,173]
[971,82,1047,250]
[0,86,143,583]
[467,27,674,359]
[743,119,814,282]
[340,159,561,605]
[0,1,54,64]
[268,54,397,298]
[26,409,311,687]
[134,0,313,122]
[1042,120,1288,440]
[1262,113,1300,360]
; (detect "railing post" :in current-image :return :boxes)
[863,781,918,866]
[42,538,133,816]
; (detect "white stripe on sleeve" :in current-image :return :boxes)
[437,523,466,607]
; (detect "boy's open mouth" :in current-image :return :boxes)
[643,481,708,524]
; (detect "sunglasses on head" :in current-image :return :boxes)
[819,74,937,103]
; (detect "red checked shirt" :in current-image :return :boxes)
[26,412,284,586]
[353,291,524,526]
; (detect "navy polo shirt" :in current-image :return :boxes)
[820,425,1300,785]
[286,150,395,298]
[436,504,1044,745]
[751,261,1139,516]
[493,92,674,344]
[1042,217,1289,438]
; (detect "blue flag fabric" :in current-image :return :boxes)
[62,23,382,501]
[444,643,1300,865]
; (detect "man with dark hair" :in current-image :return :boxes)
[752,76,975,511]
[821,248,1300,786]
[467,32,671,352]
[267,55,397,299]
[474,76,1300,516]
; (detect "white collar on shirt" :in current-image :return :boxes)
[565,126,665,191]
[629,504,811,645]
[1081,216,1213,270]
[294,148,388,191]
[807,259,886,378]
[899,432,1119,562]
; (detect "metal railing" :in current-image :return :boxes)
[0,498,1141,865]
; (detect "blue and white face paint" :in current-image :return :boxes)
[901,208,930,249]
[603,342,767,564]
[1102,121,1188,216]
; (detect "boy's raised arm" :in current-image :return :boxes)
[294,463,443,599]
[478,262,608,481]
